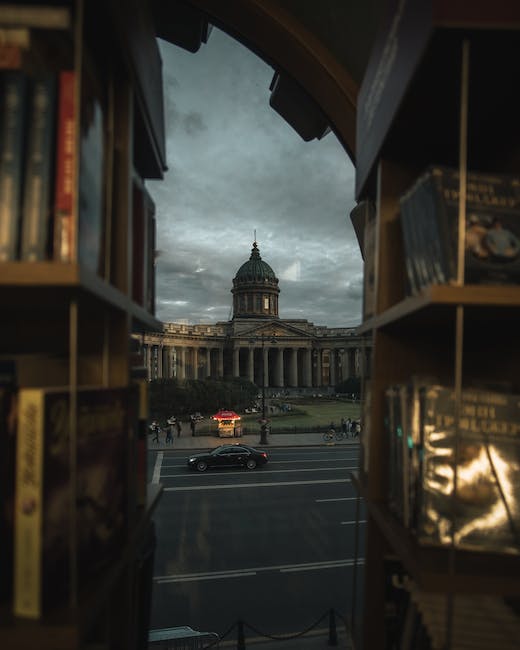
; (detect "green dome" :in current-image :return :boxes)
[234,242,277,284]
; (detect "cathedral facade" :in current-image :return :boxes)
[141,242,370,391]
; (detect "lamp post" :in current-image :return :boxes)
[250,333,275,445]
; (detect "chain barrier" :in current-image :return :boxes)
[201,608,348,649]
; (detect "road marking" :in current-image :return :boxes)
[155,557,365,584]
[152,451,163,484]
[315,497,359,502]
[160,466,357,479]
[341,520,367,525]
[163,478,350,491]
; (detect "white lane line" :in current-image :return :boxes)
[341,520,367,525]
[161,466,358,478]
[315,497,359,503]
[152,451,163,484]
[163,478,350,491]
[154,557,365,584]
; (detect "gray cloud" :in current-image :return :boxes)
[148,28,362,328]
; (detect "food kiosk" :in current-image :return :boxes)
[211,410,242,437]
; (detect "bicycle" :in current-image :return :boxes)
[322,429,346,442]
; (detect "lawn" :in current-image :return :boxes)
[192,397,361,434]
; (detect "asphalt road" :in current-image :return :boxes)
[147,445,365,641]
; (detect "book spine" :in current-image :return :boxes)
[0,71,27,261]
[14,389,44,619]
[20,75,57,261]
[53,70,76,263]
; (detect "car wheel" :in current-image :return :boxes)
[196,461,208,472]
[246,459,257,470]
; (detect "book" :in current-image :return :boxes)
[0,70,27,261]
[401,167,520,288]
[78,70,105,274]
[0,361,16,606]
[53,69,76,263]
[14,386,130,619]
[20,74,57,261]
[361,200,377,319]
[418,385,520,555]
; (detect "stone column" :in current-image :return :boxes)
[263,345,269,387]
[193,347,199,379]
[218,346,224,378]
[233,347,240,378]
[179,347,186,379]
[248,346,254,383]
[315,350,322,387]
[289,348,298,387]
[157,345,163,377]
[329,349,336,387]
[275,347,284,387]
[304,348,312,387]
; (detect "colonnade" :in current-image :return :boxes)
[143,341,370,388]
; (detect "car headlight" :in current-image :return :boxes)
[189,457,197,463]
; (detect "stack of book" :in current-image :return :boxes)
[0,357,143,619]
[385,379,520,555]
[399,167,520,294]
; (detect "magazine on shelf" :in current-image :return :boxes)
[418,385,520,555]
[14,385,130,619]
[400,167,520,291]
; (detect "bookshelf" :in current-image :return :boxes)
[353,1,520,648]
[0,0,165,648]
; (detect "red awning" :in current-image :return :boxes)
[212,409,241,421]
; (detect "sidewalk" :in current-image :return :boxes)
[148,431,359,451]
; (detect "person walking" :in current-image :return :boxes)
[175,419,182,437]
[190,416,196,437]
[150,420,160,444]
[165,424,173,444]
[341,417,347,435]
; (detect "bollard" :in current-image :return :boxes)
[328,608,338,646]
[237,619,246,650]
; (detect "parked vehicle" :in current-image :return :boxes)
[187,444,269,472]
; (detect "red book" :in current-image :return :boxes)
[53,70,76,263]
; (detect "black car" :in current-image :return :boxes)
[187,444,269,472]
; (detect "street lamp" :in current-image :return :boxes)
[250,333,276,445]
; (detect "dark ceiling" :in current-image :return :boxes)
[150,0,387,162]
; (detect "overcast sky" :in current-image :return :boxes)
[147,27,363,328]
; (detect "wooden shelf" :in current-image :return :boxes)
[0,484,163,649]
[357,283,520,334]
[350,472,520,595]
[0,263,162,331]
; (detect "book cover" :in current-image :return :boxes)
[78,72,105,274]
[14,386,129,619]
[362,200,377,319]
[20,74,57,261]
[418,385,520,555]
[0,362,16,606]
[0,70,27,261]
[53,70,76,263]
[426,167,520,285]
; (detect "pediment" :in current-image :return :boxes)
[236,320,313,339]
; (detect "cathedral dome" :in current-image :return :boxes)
[231,242,280,319]
[234,242,277,283]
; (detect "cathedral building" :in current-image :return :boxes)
[141,242,370,391]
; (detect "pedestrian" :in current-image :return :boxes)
[176,419,182,437]
[190,416,196,437]
[350,419,357,436]
[150,420,160,444]
[341,417,347,435]
[165,424,173,444]
[328,421,335,436]
[346,418,352,436]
